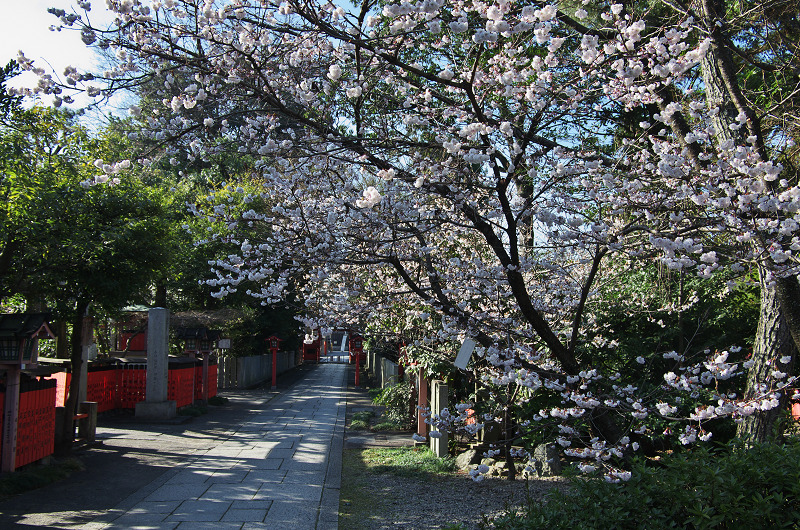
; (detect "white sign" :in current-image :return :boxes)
[454,339,476,370]
[217,338,231,349]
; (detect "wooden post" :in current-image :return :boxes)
[2,367,21,472]
[77,401,98,443]
[417,372,429,439]
[78,316,93,404]
[202,352,210,402]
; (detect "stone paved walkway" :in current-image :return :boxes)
[87,363,346,530]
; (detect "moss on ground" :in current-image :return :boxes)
[0,458,84,500]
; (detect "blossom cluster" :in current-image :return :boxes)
[20,0,800,483]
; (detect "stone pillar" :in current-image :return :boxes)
[78,315,93,403]
[135,308,176,419]
[429,379,448,458]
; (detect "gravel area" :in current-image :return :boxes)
[340,458,566,529]
[341,377,567,529]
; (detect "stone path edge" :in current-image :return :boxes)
[317,371,346,529]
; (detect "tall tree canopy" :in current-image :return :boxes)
[18,0,800,477]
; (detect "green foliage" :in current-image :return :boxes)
[31,176,171,313]
[0,102,173,319]
[490,441,800,529]
[361,447,455,477]
[207,396,229,405]
[0,61,23,118]
[350,410,374,430]
[373,380,415,430]
[372,421,403,431]
[178,404,208,416]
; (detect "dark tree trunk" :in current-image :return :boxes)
[154,282,167,308]
[736,271,797,442]
[504,406,516,480]
[694,0,798,443]
[56,320,68,359]
[775,276,800,354]
[55,298,90,455]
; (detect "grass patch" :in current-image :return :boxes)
[207,396,229,406]
[362,446,455,477]
[371,421,403,431]
[0,458,84,500]
[340,448,387,530]
[339,446,456,529]
[178,404,208,416]
[349,410,374,430]
[352,411,374,423]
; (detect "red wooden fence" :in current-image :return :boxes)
[51,359,217,410]
[169,366,196,408]
[117,364,147,409]
[1,360,218,470]
[16,379,57,468]
[0,378,57,469]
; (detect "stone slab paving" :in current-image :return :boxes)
[88,363,346,530]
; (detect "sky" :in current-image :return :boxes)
[0,0,118,112]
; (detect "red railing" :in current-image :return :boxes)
[193,363,219,401]
[50,358,217,410]
[169,366,196,408]
[0,378,57,469]
[117,364,147,409]
[16,379,57,468]
[2,359,219,470]
[87,365,119,412]
[208,364,218,398]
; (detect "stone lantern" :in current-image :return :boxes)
[0,313,53,366]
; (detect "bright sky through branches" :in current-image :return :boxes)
[0,0,115,110]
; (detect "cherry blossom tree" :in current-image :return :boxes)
[17,0,800,478]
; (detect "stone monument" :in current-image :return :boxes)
[135,308,177,419]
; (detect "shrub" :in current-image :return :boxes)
[178,404,208,417]
[373,381,415,430]
[350,410,374,430]
[490,441,800,529]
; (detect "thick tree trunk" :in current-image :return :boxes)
[696,0,798,442]
[154,282,167,308]
[775,276,800,353]
[55,320,68,359]
[736,271,797,442]
[55,299,90,455]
